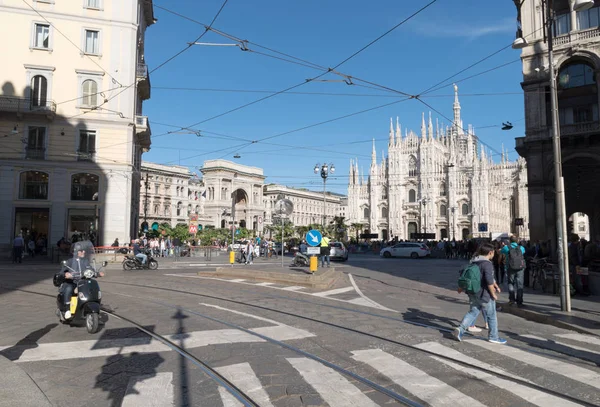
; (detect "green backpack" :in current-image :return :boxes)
[458,263,482,294]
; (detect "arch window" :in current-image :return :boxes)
[462,203,469,215]
[71,173,99,201]
[19,171,48,199]
[187,204,192,214]
[408,189,416,203]
[381,207,388,218]
[440,204,447,217]
[195,205,200,214]
[176,202,182,216]
[363,207,370,219]
[440,182,446,196]
[408,155,418,177]
[82,79,98,106]
[31,75,48,107]
[577,6,600,31]
[557,62,599,125]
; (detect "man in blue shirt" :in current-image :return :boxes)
[133,239,147,266]
[501,235,526,307]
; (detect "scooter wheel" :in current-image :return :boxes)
[148,260,159,270]
[123,260,135,271]
[86,313,99,334]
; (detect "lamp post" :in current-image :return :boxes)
[230,173,238,247]
[314,162,335,227]
[450,207,457,240]
[511,0,594,312]
[420,197,429,234]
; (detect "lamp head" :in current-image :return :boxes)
[512,37,528,49]
[314,163,320,174]
[329,163,335,174]
[573,0,595,12]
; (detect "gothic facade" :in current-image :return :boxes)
[347,85,530,241]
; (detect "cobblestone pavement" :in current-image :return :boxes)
[1,257,599,407]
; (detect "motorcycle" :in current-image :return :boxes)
[54,241,107,334]
[122,249,158,270]
[290,251,310,267]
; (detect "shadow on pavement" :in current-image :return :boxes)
[0,323,57,361]
[402,307,459,331]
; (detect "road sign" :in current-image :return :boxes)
[478,223,488,232]
[188,224,197,234]
[306,230,322,247]
[306,247,320,255]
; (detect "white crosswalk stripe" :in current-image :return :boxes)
[555,333,600,347]
[521,334,600,356]
[216,363,274,407]
[415,342,583,407]
[121,372,174,407]
[287,357,379,407]
[312,286,354,297]
[351,348,486,407]
[465,339,600,390]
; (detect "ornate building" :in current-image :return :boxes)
[347,85,529,241]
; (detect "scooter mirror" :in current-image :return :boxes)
[102,261,108,267]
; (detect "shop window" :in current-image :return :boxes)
[71,173,99,201]
[19,171,48,199]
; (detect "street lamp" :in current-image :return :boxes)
[314,162,335,227]
[511,0,594,312]
[419,197,429,234]
[449,207,457,241]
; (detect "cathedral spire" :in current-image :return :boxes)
[453,83,462,133]
[371,138,376,166]
[395,116,401,140]
[421,112,426,139]
[389,117,394,146]
[428,111,433,141]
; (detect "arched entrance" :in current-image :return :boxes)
[462,228,470,240]
[564,156,600,243]
[381,229,388,241]
[221,219,226,229]
[440,228,448,240]
[408,222,417,239]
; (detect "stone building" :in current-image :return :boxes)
[513,0,600,243]
[0,0,155,249]
[347,85,529,241]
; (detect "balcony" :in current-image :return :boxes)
[0,96,56,119]
[25,147,46,160]
[560,121,600,136]
[136,63,151,100]
[554,27,600,48]
[135,115,151,150]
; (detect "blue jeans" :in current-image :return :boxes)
[135,253,147,265]
[507,269,524,304]
[458,295,500,341]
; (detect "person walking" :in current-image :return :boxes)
[453,243,506,344]
[12,233,25,263]
[320,234,331,268]
[501,236,526,307]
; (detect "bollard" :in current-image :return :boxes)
[309,255,318,273]
[229,251,235,266]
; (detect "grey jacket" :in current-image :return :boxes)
[472,255,495,303]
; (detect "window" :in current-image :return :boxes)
[462,203,469,215]
[26,127,46,159]
[155,184,159,194]
[440,183,446,196]
[382,207,388,218]
[82,79,98,106]
[553,13,571,36]
[577,6,600,30]
[154,204,159,214]
[578,222,586,232]
[71,173,99,201]
[363,207,370,219]
[19,171,48,199]
[408,189,416,203]
[408,155,418,177]
[176,202,182,216]
[84,29,99,54]
[31,75,48,107]
[558,63,595,89]
[85,0,101,9]
[440,204,447,217]
[33,23,50,49]
[164,205,170,216]
[78,130,96,161]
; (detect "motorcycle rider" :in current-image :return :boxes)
[133,239,147,267]
[60,242,103,319]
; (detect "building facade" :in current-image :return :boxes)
[347,85,529,241]
[262,184,344,227]
[0,0,155,249]
[139,162,207,231]
[513,0,600,244]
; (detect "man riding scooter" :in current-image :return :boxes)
[133,239,147,267]
[59,242,104,319]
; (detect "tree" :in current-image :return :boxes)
[329,216,348,242]
[350,222,365,242]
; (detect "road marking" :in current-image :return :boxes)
[121,372,174,407]
[465,339,600,390]
[348,273,396,311]
[521,334,600,356]
[415,342,581,407]
[230,279,246,282]
[555,333,600,347]
[280,286,305,291]
[351,348,485,407]
[216,363,274,407]
[287,357,379,407]
[254,282,274,286]
[312,286,354,297]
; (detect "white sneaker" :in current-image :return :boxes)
[467,326,482,333]
[64,310,72,319]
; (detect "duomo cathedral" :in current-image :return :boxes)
[347,85,529,241]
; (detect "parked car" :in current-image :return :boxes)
[329,242,349,261]
[380,242,430,259]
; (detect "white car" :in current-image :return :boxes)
[380,242,430,259]
[329,242,349,261]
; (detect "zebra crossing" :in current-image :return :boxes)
[164,273,395,311]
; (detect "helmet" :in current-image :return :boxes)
[73,242,85,253]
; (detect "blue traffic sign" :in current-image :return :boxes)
[306,230,322,247]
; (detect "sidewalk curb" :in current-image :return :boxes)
[499,301,600,337]
[199,267,342,289]
[0,355,52,407]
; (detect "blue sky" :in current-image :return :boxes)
[143,0,523,194]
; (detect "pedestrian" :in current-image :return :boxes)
[12,233,25,263]
[454,242,506,344]
[501,235,526,307]
[320,234,331,268]
[246,240,254,265]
